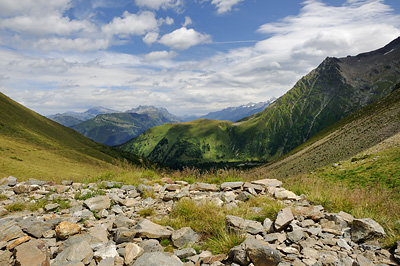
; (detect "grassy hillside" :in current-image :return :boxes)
[255,82,400,178]
[0,92,145,181]
[120,38,400,168]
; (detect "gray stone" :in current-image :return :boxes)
[114,228,136,244]
[121,185,136,191]
[287,229,304,243]
[251,179,282,188]
[135,219,172,239]
[351,218,386,243]
[263,218,273,233]
[53,240,93,265]
[190,183,219,192]
[226,215,264,235]
[133,252,183,266]
[84,195,111,212]
[89,225,108,244]
[113,215,135,228]
[125,243,144,265]
[291,206,324,220]
[394,240,400,262]
[274,189,301,200]
[94,244,119,261]
[274,208,294,231]
[14,239,50,266]
[220,182,244,190]
[140,239,163,253]
[337,238,352,251]
[237,191,252,201]
[0,176,17,186]
[137,184,154,194]
[355,254,374,266]
[18,217,51,238]
[0,250,12,265]
[174,247,197,259]
[44,203,59,212]
[171,227,199,248]
[228,244,251,266]
[0,218,26,242]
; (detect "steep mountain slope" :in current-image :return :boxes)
[0,92,144,180]
[120,37,400,168]
[254,82,400,179]
[199,100,274,122]
[72,106,183,146]
[48,106,120,127]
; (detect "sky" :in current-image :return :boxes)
[1,0,400,116]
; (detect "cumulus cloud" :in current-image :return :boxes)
[182,16,192,27]
[135,0,182,10]
[102,11,159,37]
[0,0,70,17]
[210,0,245,14]
[158,27,211,50]
[143,32,159,45]
[144,50,178,62]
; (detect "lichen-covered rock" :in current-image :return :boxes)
[351,218,385,243]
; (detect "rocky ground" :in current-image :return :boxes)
[0,176,398,266]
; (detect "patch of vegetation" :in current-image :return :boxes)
[5,202,26,212]
[0,194,8,200]
[28,198,48,212]
[138,207,155,217]
[52,198,71,209]
[160,239,171,247]
[10,156,23,161]
[205,226,246,254]
[141,190,156,199]
[74,190,105,200]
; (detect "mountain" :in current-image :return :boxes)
[119,37,400,169]
[197,100,275,122]
[72,106,183,146]
[253,81,400,179]
[47,106,120,127]
[0,92,144,180]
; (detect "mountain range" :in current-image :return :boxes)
[119,37,400,169]
[72,106,183,146]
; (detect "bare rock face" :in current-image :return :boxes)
[351,218,386,243]
[14,239,49,266]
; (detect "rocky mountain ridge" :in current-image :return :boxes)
[0,176,397,266]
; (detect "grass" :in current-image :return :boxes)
[138,207,155,217]
[5,202,26,212]
[74,190,105,200]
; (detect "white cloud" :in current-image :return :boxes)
[135,0,182,10]
[34,38,110,52]
[143,32,159,45]
[210,0,245,14]
[102,11,159,37]
[158,27,211,50]
[144,50,178,62]
[0,0,70,17]
[182,16,192,27]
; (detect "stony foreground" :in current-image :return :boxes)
[0,176,398,266]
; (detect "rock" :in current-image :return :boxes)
[97,257,114,266]
[18,217,51,238]
[394,240,400,262]
[338,211,354,223]
[291,206,324,220]
[355,254,374,266]
[274,208,294,231]
[53,240,93,265]
[125,243,144,265]
[237,191,252,201]
[88,225,108,243]
[55,221,81,240]
[139,239,163,253]
[0,218,26,242]
[113,215,135,228]
[287,229,304,243]
[135,219,172,239]
[44,203,59,212]
[190,183,219,192]
[174,247,197,259]
[337,238,352,251]
[0,176,17,186]
[226,215,264,235]
[84,195,111,212]
[133,252,183,266]
[228,238,281,266]
[94,244,118,262]
[251,179,282,188]
[351,218,385,243]
[221,182,244,190]
[14,239,49,266]
[263,218,273,233]
[6,235,31,250]
[114,228,136,244]
[171,227,199,248]
[274,189,301,201]
[0,250,13,265]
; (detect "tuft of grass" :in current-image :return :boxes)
[0,194,8,200]
[28,198,48,211]
[74,190,105,200]
[5,202,26,212]
[138,207,155,217]
[205,226,246,254]
[160,239,171,247]
[52,199,71,209]
[141,190,156,199]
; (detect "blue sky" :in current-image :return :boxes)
[1,0,400,116]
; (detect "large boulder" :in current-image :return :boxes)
[274,208,294,232]
[133,252,183,266]
[351,218,385,243]
[52,240,93,266]
[14,239,50,266]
